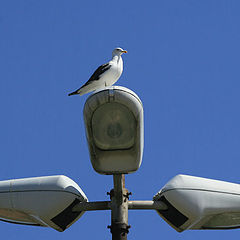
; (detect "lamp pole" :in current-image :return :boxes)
[108,174,130,240]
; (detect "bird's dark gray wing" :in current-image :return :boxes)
[83,63,111,86]
[68,63,111,96]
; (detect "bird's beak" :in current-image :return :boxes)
[122,50,127,53]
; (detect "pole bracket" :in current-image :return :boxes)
[108,222,130,236]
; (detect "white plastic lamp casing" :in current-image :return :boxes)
[84,86,144,175]
[154,174,240,232]
[0,175,88,232]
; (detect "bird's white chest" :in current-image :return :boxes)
[102,57,123,86]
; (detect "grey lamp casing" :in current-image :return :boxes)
[154,174,240,232]
[0,175,87,232]
[84,86,144,175]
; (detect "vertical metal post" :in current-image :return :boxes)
[108,174,130,240]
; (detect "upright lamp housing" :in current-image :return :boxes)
[83,86,144,175]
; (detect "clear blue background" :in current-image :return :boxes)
[0,1,240,239]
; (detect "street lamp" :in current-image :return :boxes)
[2,86,240,240]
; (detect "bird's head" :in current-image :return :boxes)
[112,47,127,57]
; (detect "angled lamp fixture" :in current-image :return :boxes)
[154,174,240,232]
[0,175,88,232]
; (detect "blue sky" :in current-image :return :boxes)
[0,1,240,239]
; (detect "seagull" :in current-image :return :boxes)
[68,47,127,96]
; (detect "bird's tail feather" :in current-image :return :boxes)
[68,84,96,96]
[68,89,81,96]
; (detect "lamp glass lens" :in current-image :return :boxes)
[92,103,136,150]
[203,213,240,229]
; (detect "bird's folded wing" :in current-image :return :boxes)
[81,63,111,88]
